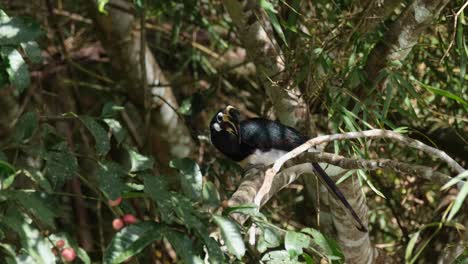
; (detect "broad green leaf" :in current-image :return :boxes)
[97,161,128,200]
[5,213,57,264]
[285,231,310,255]
[202,181,220,207]
[213,215,245,259]
[261,250,299,263]
[100,102,124,118]
[225,203,266,220]
[14,111,37,142]
[257,225,281,253]
[144,175,175,223]
[170,158,203,200]
[20,41,42,63]
[128,148,153,172]
[24,169,53,193]
[0,16,43,45]
[301,228,343,261]
[1,47,30,92]
[44,143,78,187]
[80,116,110,156]
[104,222,162,264]
[13,190,56,228]
[103,118,126,144]
[202,236,224,264]
[164,229,203,264]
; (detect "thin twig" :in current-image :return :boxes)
[440,1,468,62]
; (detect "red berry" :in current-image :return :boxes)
[108,197,123,207]
[61,248,77,262]
[51,247,58,256]
[122,214,138,225]
[112,218,125,230]
[56,239,65,248]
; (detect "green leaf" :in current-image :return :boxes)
[44,143,78,187]
[98,0,110,14]
[225,203,266,220]
[415,79,468,106]
[382,78,394,118]
[20,41,42,63]
[14,111,37,142]
[285,231,310,255]
[405,231,421,263]
[164,229,203,264]
[104,222,162,264]
[1,47,30,92]
[447,180,468,221]
[97,161,128,200]
[179,96,193,115]
[357,169,385,198]
[0,159,16,189]
[441,170,468,190]
[0,243,16,258]
[301,228,343,261]
[103,118,126,144]
[257,225,281,253]
[24,169,53,193]
[0,16,43,45]
[260,0,288,47]
[80,116,111,156]
[144,175,175,223]
[128,149,153,172]
[213,215,245,259]
[261,250,299,263]
[202,181,220,207]
[100,102,124,118]
[170,158,203,200]
[13,190,57,228]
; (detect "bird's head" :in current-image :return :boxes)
[210,105,241,142]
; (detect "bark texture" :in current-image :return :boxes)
[222,0,306,128]
[86,0,193,162]
[364,0,451,85]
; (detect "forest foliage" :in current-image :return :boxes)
[0,0,467,263]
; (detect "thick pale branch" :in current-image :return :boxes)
[230,151,453,223]
[271,129,464,175]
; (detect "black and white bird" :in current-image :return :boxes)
[210,105,367,232]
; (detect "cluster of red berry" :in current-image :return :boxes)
[51,240,76,262]
[108,197,138,230]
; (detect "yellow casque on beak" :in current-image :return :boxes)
[222,105,241,143]
[222,113,238,136]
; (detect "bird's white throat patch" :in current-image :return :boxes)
[245,149,288,166]
[212,123,221,132]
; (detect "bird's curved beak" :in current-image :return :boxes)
[222,105,241,143]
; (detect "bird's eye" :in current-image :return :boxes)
[216,112,223,122]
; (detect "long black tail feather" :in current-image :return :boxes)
[312,162,368,232]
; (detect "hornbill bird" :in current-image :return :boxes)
[210,105,367,232]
